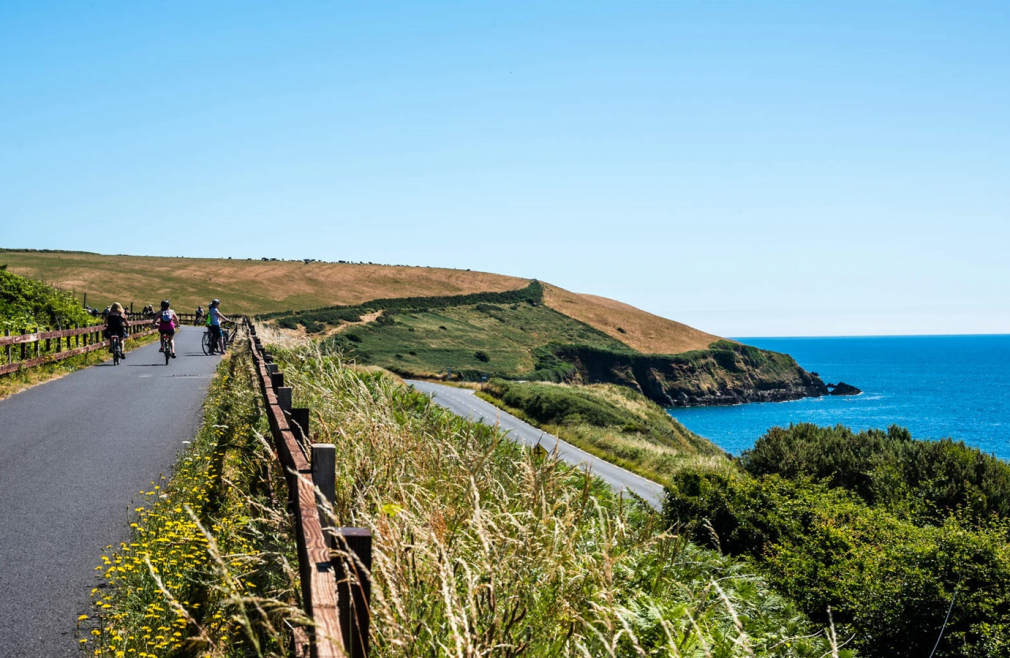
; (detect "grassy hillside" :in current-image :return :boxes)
[543,283,718,354]
[2,249,831,407]
[0,249,718,355]
[0,249,528,315]
[478,379,725,484]
[270,282,828,406]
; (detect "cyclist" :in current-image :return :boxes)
[104,302,130,361]
[194,305,205,326]
[207,299,230,355]
[153,300,180,358]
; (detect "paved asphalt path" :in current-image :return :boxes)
[0,327,221,657]
[407,381,665,510]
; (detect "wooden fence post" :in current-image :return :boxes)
[4,329,10,364]
[277,387,292,414]
[312,444,336,541]
[20,329,27,362]
[290,408,310,445]
[334,528,372,658]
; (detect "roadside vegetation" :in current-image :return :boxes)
[477,379,726,484]
[0,265,92,333]
[665,424,1010,658]
[259,336,847,656]
[81,341,300,657]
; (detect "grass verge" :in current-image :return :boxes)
[475,379,727,486]
[79,339,300,657]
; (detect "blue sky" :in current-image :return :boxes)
[2,2,1008,336]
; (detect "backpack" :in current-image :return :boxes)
[161,310,173,324]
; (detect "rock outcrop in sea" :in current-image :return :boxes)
[827,381,862,396]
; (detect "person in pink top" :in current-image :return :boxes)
[153,300,180,358]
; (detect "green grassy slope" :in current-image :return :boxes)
[330,299,633,378]
[269,281,829,406]
[478,379,725,484]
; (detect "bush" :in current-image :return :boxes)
[665,468,1010,658]
[0,269,93,332]
[473,350,490,362]
[666,423,1010,658]
[741,423,1010,524]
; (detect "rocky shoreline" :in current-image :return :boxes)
[550,340,858,409]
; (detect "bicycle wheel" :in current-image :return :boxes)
[201,331,212,355]
[164,338,172,365]
[112,340,120,366]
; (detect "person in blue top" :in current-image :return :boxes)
[207,299,230,355]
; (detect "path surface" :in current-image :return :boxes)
[407,381,665,509]
[0,327,221,657]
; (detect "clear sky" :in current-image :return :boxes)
[2,2,1008,336]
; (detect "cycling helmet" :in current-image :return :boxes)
[161,300,170,309]
[211,299,220,306]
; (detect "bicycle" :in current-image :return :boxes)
[202,321,237,356]
[109,335,124,366]
[161,333,174,365]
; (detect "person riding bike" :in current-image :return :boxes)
[194,305,205,326]
[207,299,230,355]
[153,300,180,358]
[103,302,130,360]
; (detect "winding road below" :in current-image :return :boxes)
[407,380,665,509]
[0,328,221,657]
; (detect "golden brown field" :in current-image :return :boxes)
[2,250,721,354]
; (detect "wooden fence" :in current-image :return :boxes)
[0,319,158,377]
[245,319,371,658]
[0,311,222,378]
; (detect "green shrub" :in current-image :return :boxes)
[665,468,1010,658]
[741,423,1010,524]
[0,269,93,332]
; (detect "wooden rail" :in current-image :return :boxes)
[245,318,372,658]
[0,321,157,377]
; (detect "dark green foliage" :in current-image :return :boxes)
[665,423,1010,658]
[741,423,1010,523]
[474,350,490,362]
[0,269,94,332]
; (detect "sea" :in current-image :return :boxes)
[667,335,1010,461]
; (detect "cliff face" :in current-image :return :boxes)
[544,340,829,408]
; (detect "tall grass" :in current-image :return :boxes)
[266,334,848,657]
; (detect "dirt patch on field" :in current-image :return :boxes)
[542,284,719,355]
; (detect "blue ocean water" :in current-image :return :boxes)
[667,335,1010,460]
